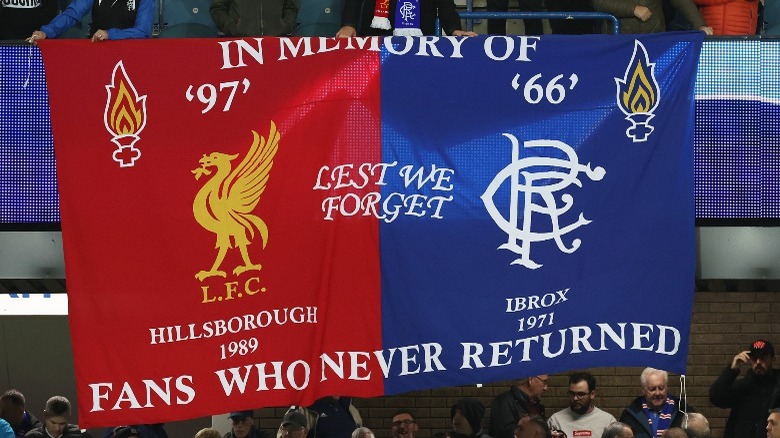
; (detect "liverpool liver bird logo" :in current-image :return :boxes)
[192,121,280,282]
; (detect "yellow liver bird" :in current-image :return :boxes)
[192,121,280,282]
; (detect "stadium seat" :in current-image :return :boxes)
[159,0,219,37]
[294,0,342,36]
[765,0,780,34]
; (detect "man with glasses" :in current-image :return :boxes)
[489,375,549,438]
[548,372,616,438]
[391,410,418,438]
[709,339,779,438]
[280,412,309,438]
[225,411,268,438]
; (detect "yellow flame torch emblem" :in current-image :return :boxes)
[104,61,147,167]
[615,40,660,142]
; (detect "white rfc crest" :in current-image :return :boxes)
[481,135,605,269]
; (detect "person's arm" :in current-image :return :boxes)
[210,0,238,35]
[281,0,298,35]
[709,361,742,408]
[435,0,476,35]
[105,0,153,39]
[591,0,638,18]
[336,0,361,36]
[671,0,712,33]
[39,0,93,39]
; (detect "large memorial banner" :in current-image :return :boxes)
[39,32,702,427]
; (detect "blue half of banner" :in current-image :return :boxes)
[378,32,702,394]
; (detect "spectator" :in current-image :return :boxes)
[390,410,418,438]
[307,397,361,438]
[0,390,41,438]
[693,0,758,34]
[0,0,57,39]
[451,399,490,438]
[280,411,308,438]
[486,0,543,35]
[600,422,633,438]
[682,413,709,438]
[548,372,616,438]
[195,429,222,438]
[111,427,141,438]
[514,416,550,438]
[209,0,297,36]
[659,428,685,438]
[225,411,268,438]
[335,0,476,36]
[102,424,168,438]
[489,375,548,438]
[0,419,12,438]
[619,368,693,438]
[26,0,152,42]
[350,428,374,438]
[591,0,713,34]
[709,339,778,438]
[768,408,780,438]
[23,396,82,438]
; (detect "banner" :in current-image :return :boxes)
[39,32,702,427]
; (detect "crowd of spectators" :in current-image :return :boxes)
[0,339,777,438]
[1,0,777,41]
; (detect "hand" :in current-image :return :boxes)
[26,30,47,44]
[699,25,714,35]
[731,351,751,370]
[91,29,109,42]
[335,26,356,38]
[452,30,477,36]
[633,5,651,21]
[551,431,567,438]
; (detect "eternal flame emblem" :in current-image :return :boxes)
[104,61,147,168]
[192,121,280,281]
[481,135,605,269]
[615,40,661,142]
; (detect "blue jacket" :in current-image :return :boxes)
[41,0,152,39]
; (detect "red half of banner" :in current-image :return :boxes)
[40,38,386,427]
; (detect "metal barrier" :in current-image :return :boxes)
[437,11,620,35]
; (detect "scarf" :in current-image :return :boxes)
[371,0,423,35]
[642,397,676,437]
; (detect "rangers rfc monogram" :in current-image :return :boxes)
[481,134,605,269]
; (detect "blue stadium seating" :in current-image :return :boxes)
[294,0,342,36]
[159,0,219,37]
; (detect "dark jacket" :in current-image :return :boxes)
[224,427,269,438]
[341,0,463,36]
[592,0,706,34]
[209,0,297,36]
[489,386,545,438]
[0,0,58,39]
[307,397,358,438]
[102,424,168,438]
[13,412,41,438]
[709,366,780,438]
[24,424,83,438]
[619,395,692,438]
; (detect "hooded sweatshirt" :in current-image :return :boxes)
[451,399,492,438]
